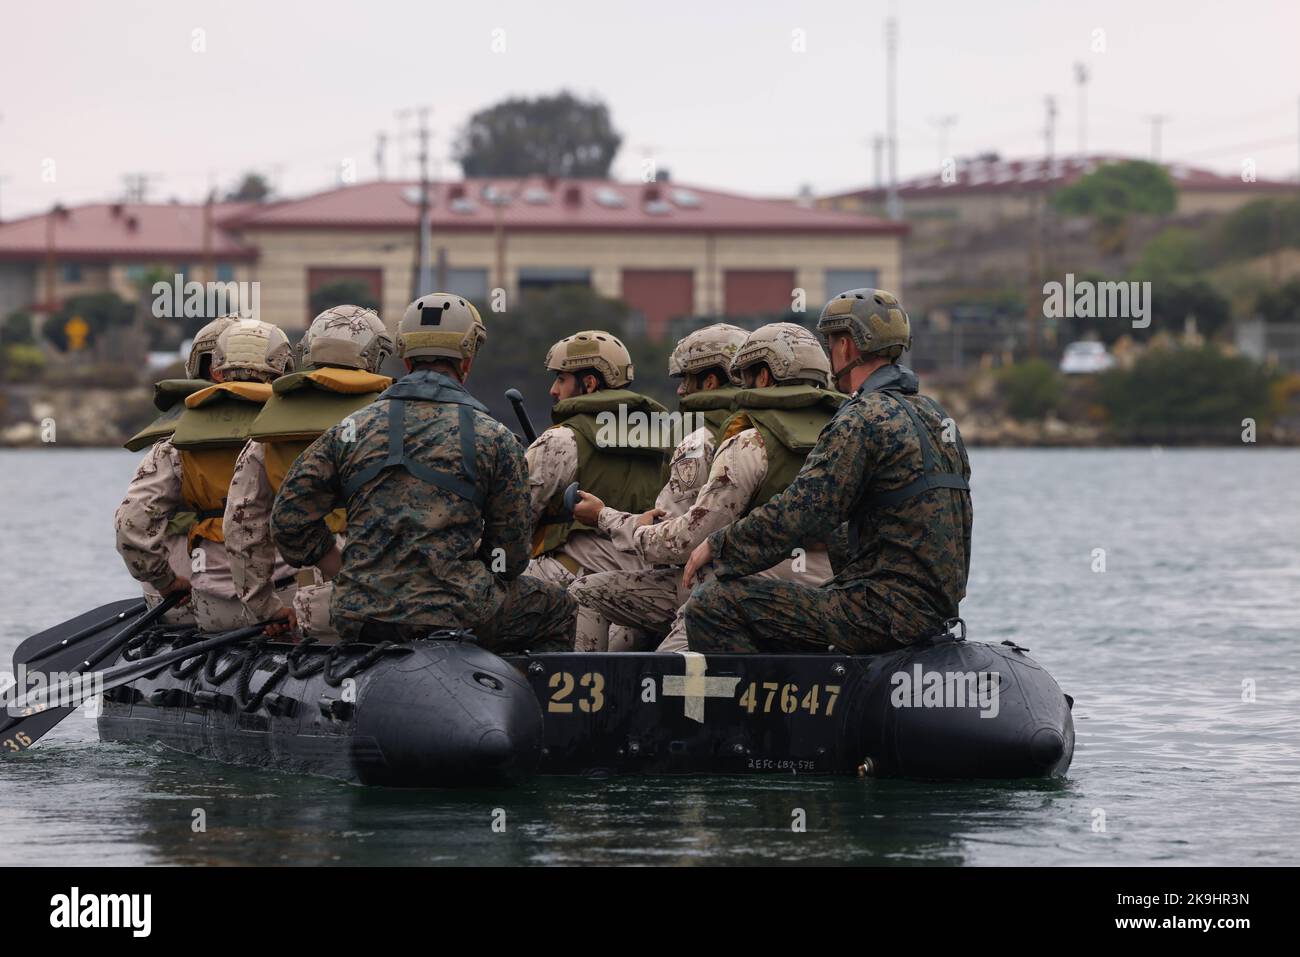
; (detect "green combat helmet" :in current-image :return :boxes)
[214,320,294,382]
[545,330,634,388]
[816,288,911,360]
[729,322,831,387]
[668,323,749,385]
[397,293,486,361]
[186,315,242,380]
[301,305,394,373]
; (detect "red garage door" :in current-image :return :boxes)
[306,267,383,323]
[724,270,796,317]
[621,269,695,341]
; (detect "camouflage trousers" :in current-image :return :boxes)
[683,578,901,655]
[337,574,576,653]
[293,580,341,643]
[528,535,648,651]
[569,567,692,653]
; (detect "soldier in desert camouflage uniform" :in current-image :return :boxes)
[572,323,842,652]
[681,289,973,654]
[271,293,574,649]
[121,314,239,625]
[116,320,295,632]
[525,330,669,591]
[225,306,394,641]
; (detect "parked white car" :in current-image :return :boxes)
[1059,340,1116,375]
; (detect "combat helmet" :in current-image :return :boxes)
[730,322,831,388]
[186,315,241,380]
[397,293,486,361]
[817,288,911,360]
[213,320,294,382]
[301,304,394,372]
[545,330,634,388]
[668,323,749,385]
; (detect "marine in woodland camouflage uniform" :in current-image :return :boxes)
[572,323,838,652]
[270,293,574,649]
[225,305,394,641]
[682,290,973,654]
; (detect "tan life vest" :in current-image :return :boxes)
[251,367,392,536]
[170,381,273,547]
[719,385,846,512]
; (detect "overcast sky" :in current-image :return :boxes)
[2,0,1297,218]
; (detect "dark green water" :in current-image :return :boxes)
[2,447,1297,865]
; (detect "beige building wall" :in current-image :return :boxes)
[243,226,903,330]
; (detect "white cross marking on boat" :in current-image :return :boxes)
[662,652,741,724]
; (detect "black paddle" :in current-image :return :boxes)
[11,598,146,670]
[505,388,537,444]
[3,624,264,739]
[0,592,187,753]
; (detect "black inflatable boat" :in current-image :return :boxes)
[86,623,1073,785]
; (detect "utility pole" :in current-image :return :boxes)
[1074,62,1089,157]
[885,15,901,219]
[1146,114,1169,161]
[872,134,884,190]
[929,115,957,168]
[411,107,433,298]
[375,132,388,181]
[1044,96,1057,161]
[122,173,159,203]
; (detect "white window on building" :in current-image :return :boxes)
[825,269,880,297]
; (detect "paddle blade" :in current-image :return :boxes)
[11,598,146,670]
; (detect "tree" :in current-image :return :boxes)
[310,279,380,318]
[227,172,273,203]
[1255,278,1300,323]
[1,311,35,346]
[1147,279,1231,340]
[1210,197,1300,263]
[454,92,622,177]
[1097,347,1275,440]
[1052,160,1177,254]
[1130,227,1206,286]
[997,359,1063,420]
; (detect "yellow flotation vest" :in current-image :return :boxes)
[249,367,392,535]
[169,381,273,547]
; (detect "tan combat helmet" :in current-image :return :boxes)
[186,315,241,380]
[213,320,294,382]
[397,293,486,361]
[545,330,634,388]
[817,288,911,360]
[301,305,394,372]
[668,323,750,385]
[730,322,831,387]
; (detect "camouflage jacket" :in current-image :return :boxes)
[224,440,303,620]
[708,363,973,643]
[270,370,531,632]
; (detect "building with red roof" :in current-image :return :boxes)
[0,179,904,338]
[823,154,1297,228]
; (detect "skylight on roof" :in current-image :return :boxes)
[645,199,673,215]
[401,187,424,205]
[450,198,478,214]
[594,187,626,208]
[523,187,552,204]
[670,188,701,208]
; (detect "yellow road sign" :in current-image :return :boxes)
[65,316,89,350]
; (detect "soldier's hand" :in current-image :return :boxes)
[682,539,713,589]
[263,606,298,637]
[158,576,191,603]
[636,508,667,528]
[317,545,342,580]
[572,491,605,526]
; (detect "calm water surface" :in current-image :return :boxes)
[1,446,1297,865]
